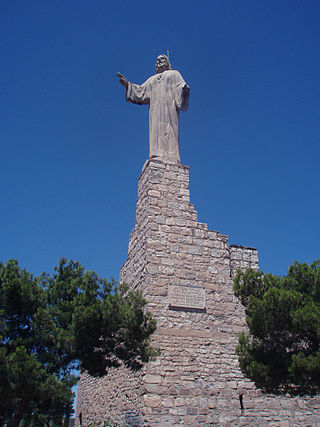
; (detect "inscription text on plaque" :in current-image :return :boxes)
[168,284,206,309]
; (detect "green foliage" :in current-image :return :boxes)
[1,258,158,426]
[234,260,320,395]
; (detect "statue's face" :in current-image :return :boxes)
[156,55,169,73]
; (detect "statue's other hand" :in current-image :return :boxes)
[116,72,128,88]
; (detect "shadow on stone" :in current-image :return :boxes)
[124,410,143,426]
[168,306,206,314]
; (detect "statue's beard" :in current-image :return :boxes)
[156,65,169,74]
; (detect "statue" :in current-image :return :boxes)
[117,54,190,162]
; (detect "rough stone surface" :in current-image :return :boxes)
[76,159,320,426]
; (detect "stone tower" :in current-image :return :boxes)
[76,157,320,425]
[77,55,319,425]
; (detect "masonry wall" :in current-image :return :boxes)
[76,159,320,426]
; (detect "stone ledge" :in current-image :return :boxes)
[230,244,257,251]
[155,327,213,338]
[140,158,190,177]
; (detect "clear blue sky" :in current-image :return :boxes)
[1,0,319,279]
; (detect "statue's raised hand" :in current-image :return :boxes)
[116,72,128,88]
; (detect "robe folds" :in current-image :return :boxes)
[126,70,189,162]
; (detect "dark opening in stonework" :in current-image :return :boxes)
[239,393,244,414]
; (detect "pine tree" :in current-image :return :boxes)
[233,260,320,395]
[0,259,157,426]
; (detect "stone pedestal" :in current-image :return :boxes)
[76,159,320,426]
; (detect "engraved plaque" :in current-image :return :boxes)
[168,284,206,309]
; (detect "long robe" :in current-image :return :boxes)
[126,70,189,162]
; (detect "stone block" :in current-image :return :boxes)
[145,384,164,394]
[166,217,175,226]
[149,222,160,231]
[162,397,174,408]
[159,415,176,424]
[144,394,162,407]
[155,215,166,224]
[175,397,186,407]
[306,399,320,408]
[169,406,187,416]
[179,388,193,396]
[144,374,162,384]
[230,251,242,260]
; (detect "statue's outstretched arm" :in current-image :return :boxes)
[116,72,128,88]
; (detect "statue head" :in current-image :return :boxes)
[156,54,171,73]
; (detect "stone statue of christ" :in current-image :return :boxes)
[117,54,190,162]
